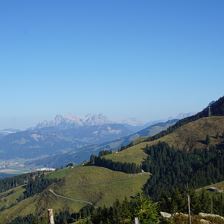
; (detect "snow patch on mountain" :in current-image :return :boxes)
[35,114,112,129]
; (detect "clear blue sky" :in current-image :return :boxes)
[0,0,224,129]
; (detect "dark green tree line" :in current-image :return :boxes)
[142,142,224,200]
[90,155,142,173]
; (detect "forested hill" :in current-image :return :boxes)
[148,96,224,141]
[1,96,224,223]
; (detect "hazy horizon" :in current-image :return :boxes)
[0,1,224,129]
[0,111,196,130]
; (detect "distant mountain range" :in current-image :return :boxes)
[0,114,143,160]
[0,129,20,138]
[1,98,223,223]
[0,113,191,169]
[29,119,178,168]
[34,114,113,129]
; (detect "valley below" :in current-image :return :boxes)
[1,97,224,224]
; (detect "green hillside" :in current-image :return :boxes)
[104,116,224,164]
[1,98,224,223]
[0,166,149,223]
[0,186,25,211]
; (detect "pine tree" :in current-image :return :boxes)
[133,194,159,224]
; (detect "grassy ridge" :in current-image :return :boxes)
[47,166,150,209]
[0,166,149,223]
[0,195,38,223]
[104,143,148,164]
[104,117,224,164]
[1,116,224,222]
[0,186,25,211]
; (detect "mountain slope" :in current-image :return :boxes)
[0,166,149,223]
[0,97,224,223]
[104,116,224,164]
[30,119,177,168]
[126,119,178,143]
[148,96,224,141]
[0,115,142,160]
[104,96,224,164]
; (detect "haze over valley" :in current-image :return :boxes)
[0,113,186,174]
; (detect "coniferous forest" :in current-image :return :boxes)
[89,155,142,173]
[2,97,224,223]
[0,172,54,194]
[2,138,224,224]
[142,142,224,201]
[8,194,159,224]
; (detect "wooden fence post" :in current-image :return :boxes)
[134,217,140,224]
[187,195,192,224]
[48,209,55,224]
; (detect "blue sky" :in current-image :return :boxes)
[0,0,224,129]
